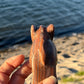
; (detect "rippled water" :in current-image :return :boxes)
[0,0,84,50]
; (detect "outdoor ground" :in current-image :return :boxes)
[0,33,84,84]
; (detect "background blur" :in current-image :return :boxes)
[0,0,84,50]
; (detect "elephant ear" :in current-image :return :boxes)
[31,25,36,42]
[47,24,54,40]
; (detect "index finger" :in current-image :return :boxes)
[0,55,24,83]
[9,60,32,84]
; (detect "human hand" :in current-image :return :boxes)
[39,76,57,84]
[0,55,56,84]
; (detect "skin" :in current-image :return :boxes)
[0,55,56,84]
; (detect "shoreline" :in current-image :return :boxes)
[0,32,83,52]
[0,33,84,84]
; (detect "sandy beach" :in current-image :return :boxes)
[0,33,84,84]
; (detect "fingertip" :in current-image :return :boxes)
[6,54,25,68]
[43,76,56,84]
[16,54,25,61]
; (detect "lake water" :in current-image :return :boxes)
[0,0,84,50]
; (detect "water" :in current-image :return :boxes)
[0,0,84,50]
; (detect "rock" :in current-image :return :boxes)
[62,54,71,58]
[57,51,62,54]
[72,42,79,46]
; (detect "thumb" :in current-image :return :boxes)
[39,76,57,84]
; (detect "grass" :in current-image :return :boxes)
[61,77,83,82]
[75,71,84,76]
[61,71,84,83]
